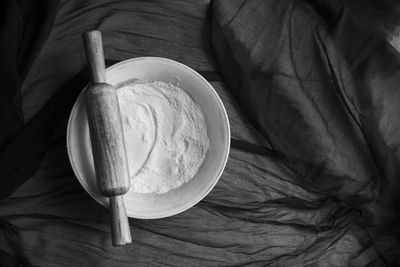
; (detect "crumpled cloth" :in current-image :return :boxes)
[0,0,399,265]
[212,0,400,264]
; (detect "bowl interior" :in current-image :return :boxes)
[67,57,230,219]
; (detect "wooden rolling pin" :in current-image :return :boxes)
[83,30,132,246]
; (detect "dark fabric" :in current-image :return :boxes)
[0,0,60,200]
[212,0,400,265]
[0,219,35,267]
[0,0,399,265]
[0,0,59,265]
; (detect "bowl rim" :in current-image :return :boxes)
[67,56,231,219]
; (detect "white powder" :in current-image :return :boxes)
[117,81,210,194]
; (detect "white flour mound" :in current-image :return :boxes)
[117,81,210,194]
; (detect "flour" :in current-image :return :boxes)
[117,81,210,194]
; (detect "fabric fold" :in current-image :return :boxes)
[211,0,400,264]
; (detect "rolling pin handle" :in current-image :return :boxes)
[109,195,132,246]
[83,30,106,84]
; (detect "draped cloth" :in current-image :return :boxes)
[1,0,399,265]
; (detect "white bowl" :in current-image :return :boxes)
[67,57,230,219]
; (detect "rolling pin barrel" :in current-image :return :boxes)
[83,30,132,246]
[85,83,130,196]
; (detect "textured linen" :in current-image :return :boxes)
[0,0,399,266]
